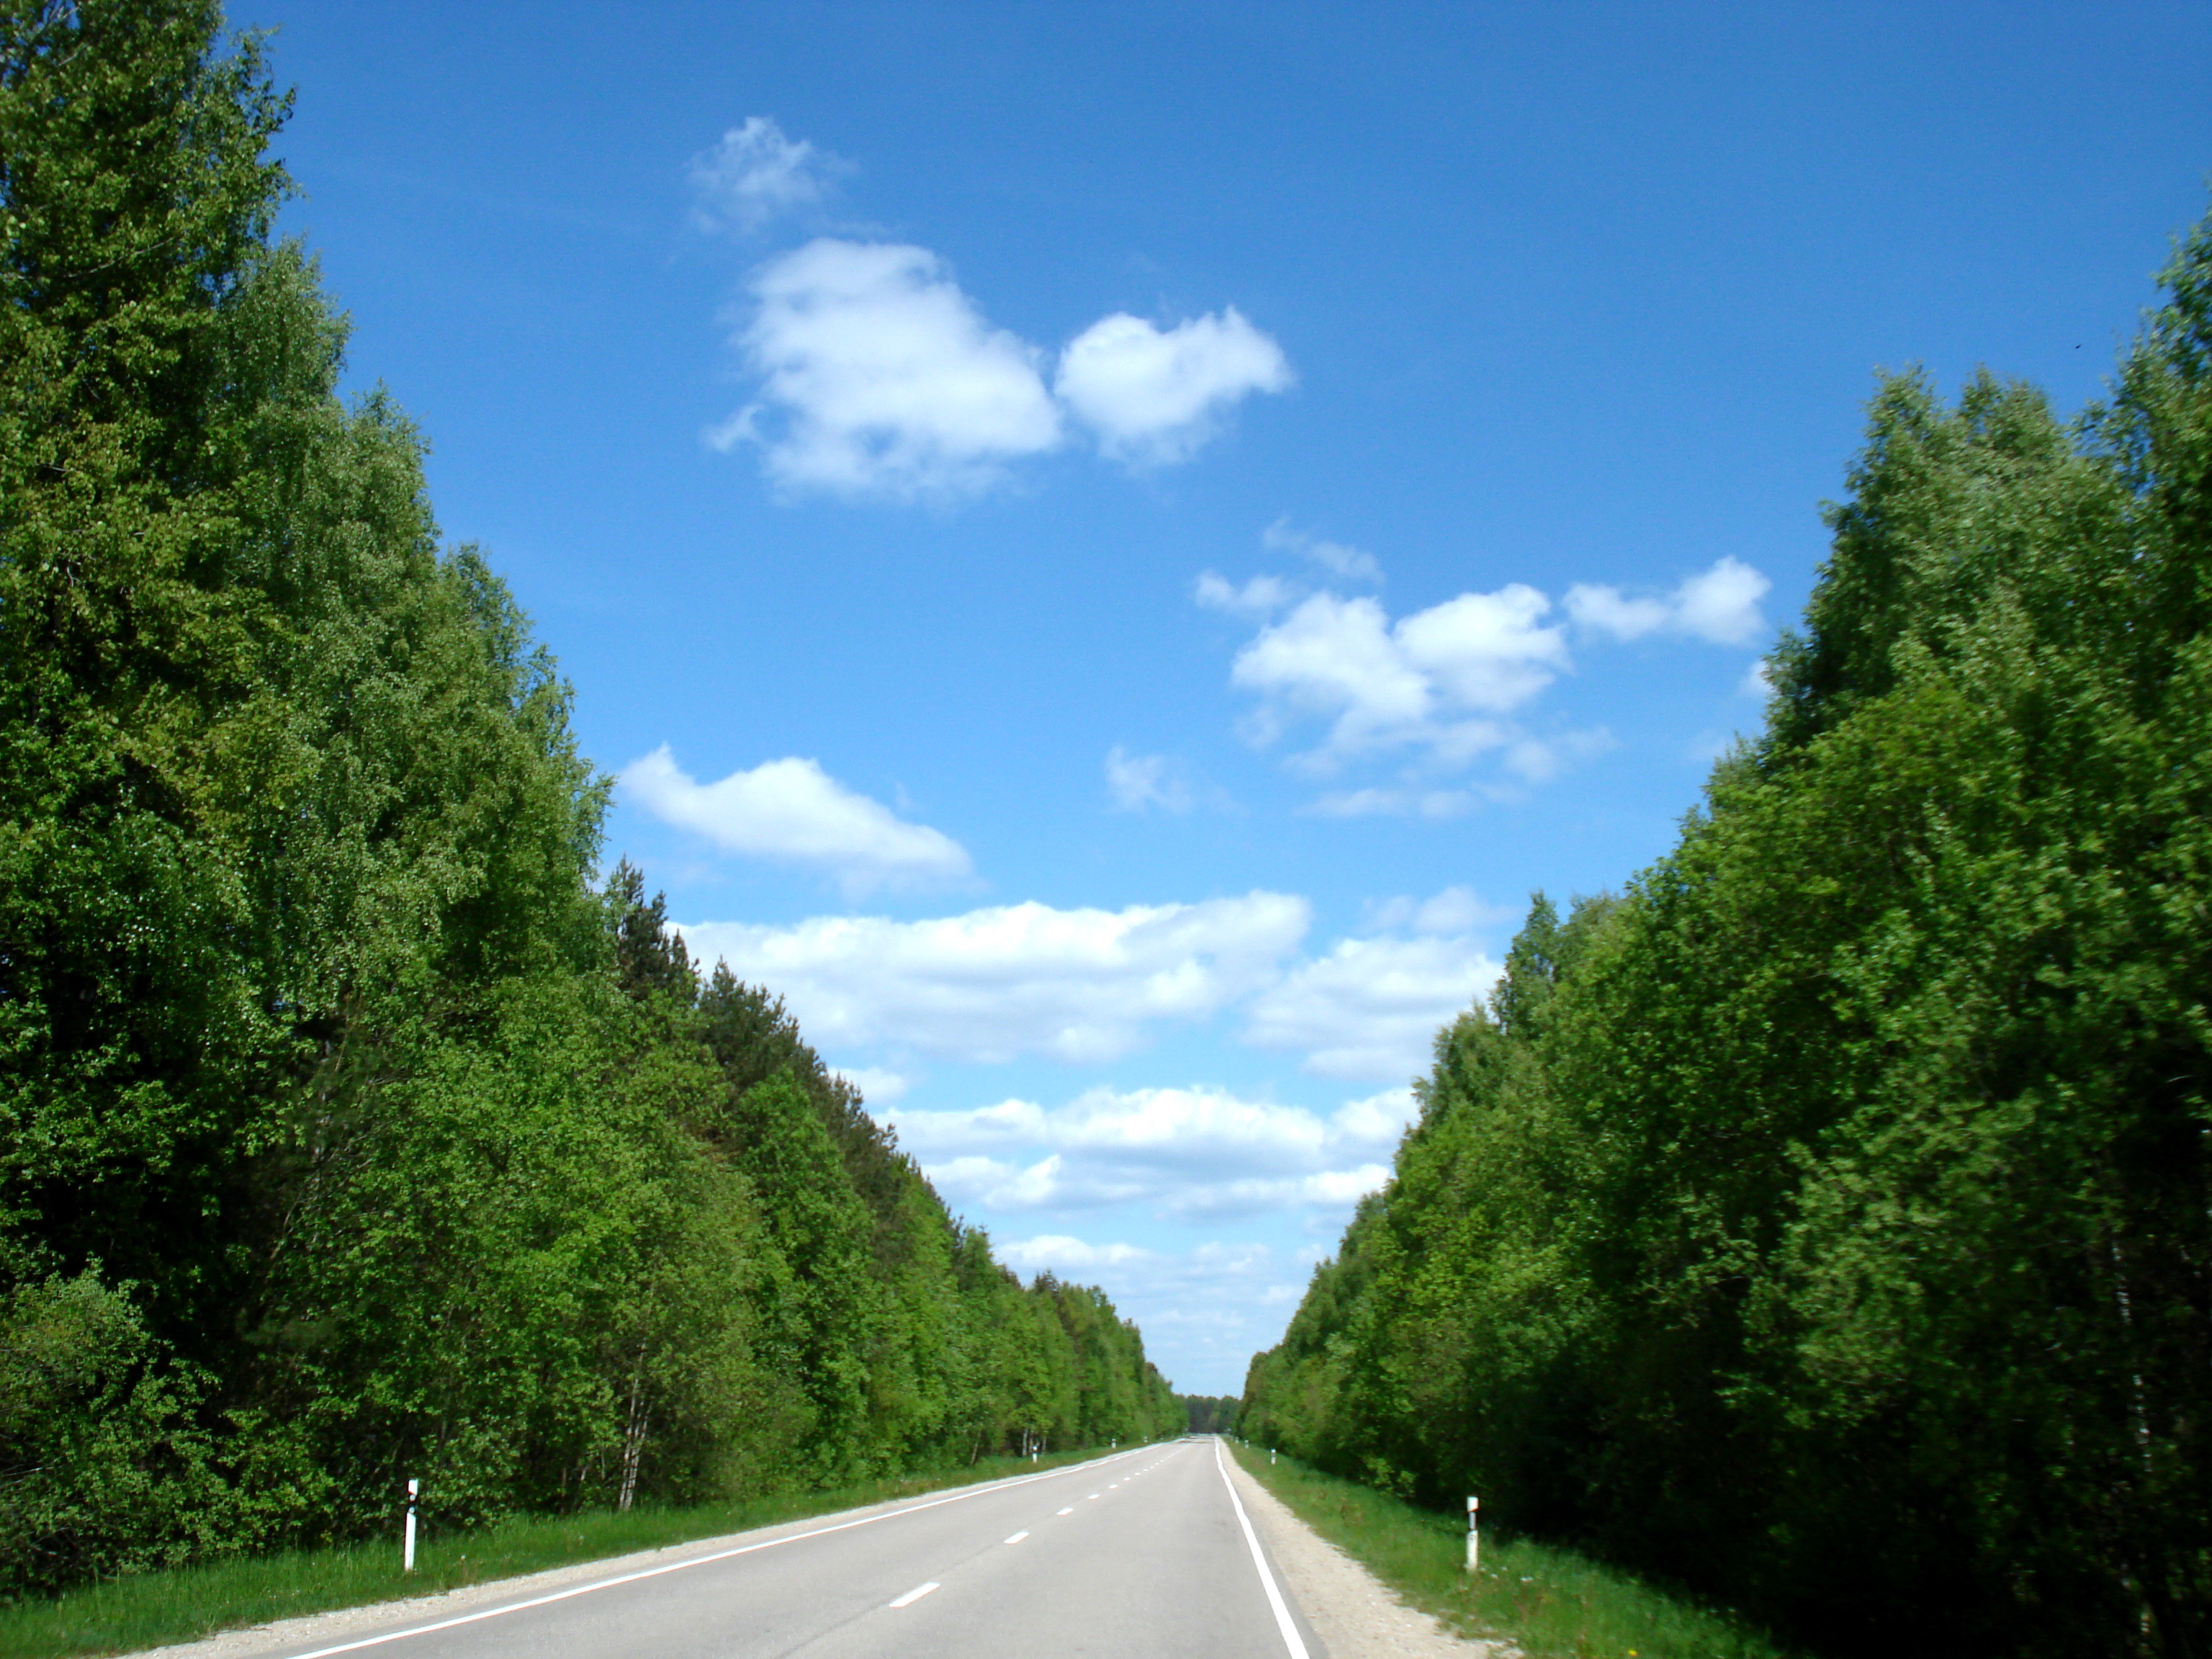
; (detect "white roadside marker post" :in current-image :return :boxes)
[1465,1496,1479,1573]
[1270,1447,1277,1465]
[404,1478,419,1573]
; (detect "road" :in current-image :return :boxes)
[261,1438,1316,1659]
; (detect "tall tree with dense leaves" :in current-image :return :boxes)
[1245,212,2212,1658]
[0,0,1183,1596]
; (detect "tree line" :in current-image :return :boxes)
[0,0,1178,1598]
[1241,214,2212,1655]
[1177,1395,1240,1435]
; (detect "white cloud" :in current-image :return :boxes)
[1208,557,1766,786]
[688,117,848,234]
[1676,557,1773,644]
[913,1081,1429,1388]
[1105,746,1195,814]
[1398,588,1571,709]
[1195,570,1295,619]
[717,239,1064,499]
[1228,586,1566,768]
[1740,657,1775,698]
[1055,308,1292,464]
[898,1084,1410,1220]
[1506,726,1619,783]
[621,745,971,895]
[710,238,1289,498]
[1302,786,1475,819]
[1245,932,1498,1081]
[999,1233,1155,1272]
[1262,518,1382,585]
[1562,585,1669,639]
[1368,885,1499,935]
[1566,556,1772,647]
[676,891,1310,1065]
[834,1066,912,1105]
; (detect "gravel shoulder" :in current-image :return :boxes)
[1223,1451,1509,1659]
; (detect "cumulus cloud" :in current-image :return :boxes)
[1740,657,1776,698]
[621,745,971,895]
[706,228,1290,498]
[713,239,1064,499]
[1565,556,1772,647]
[999,1234,1155,1272]
[896,1084,1409,1220]
[1054,308,1292,465]
[1228,586,1567,768]
[688,117,848,234]
[1262,518,1382,585]
[675,891,1310,1065]
[1245,930,1498,1081]
[1206,555,1768,788]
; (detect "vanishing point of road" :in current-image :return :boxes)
[251,1438,1316,1659]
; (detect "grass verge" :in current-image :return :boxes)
[0,1443,1134,1659]
[1228,1442,1793,1659]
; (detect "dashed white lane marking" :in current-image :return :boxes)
[1056,1506,1074,1515]
[264,1448,1151,1659]
[889,1581,940,1609]
[1004,1531,1030,1545]
[1087,1493,1101,1500]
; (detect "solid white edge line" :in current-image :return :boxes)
[271,1446,1148,1659]
[1215,1439,1311,1659]
[889,1580,940,1608]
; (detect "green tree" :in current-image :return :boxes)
[0,0,1185,1593]
[1246,210,2212,1657]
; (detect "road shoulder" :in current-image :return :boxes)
[1220,1452,1506,1659]
[121,1453,1133,1659]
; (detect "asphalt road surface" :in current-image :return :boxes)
[259,1438,1316,1659]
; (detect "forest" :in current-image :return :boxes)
[1241,207,2212,1653]
[0,0,1179,1599]
[1177,1395,1240,1436]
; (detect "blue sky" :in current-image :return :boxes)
[264,0,2211,1395]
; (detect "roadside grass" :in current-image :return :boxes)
[1228,1442,1793,1659]
[0,1444,1133,1659]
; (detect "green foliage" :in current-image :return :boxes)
[0,0,1179,1605]
[1233,1444,1791,1659]
[1244,212,2212,1656]
[0,1272,225,1589]
[1179,1394,1240,1434]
